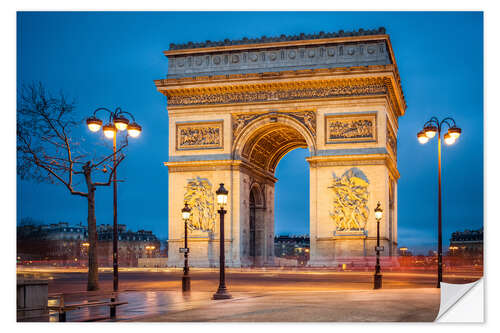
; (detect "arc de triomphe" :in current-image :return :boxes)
[155,27,406,267]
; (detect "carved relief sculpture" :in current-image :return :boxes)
[329,168,370,233]
[176,121,223,150]
[184,177,216,232]
[167,81,388,107]
[232,110,316,139]
[325,113,376,144]
[386,120,397,156]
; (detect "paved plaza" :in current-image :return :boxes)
[136,289,440,322]
[17,267,481,322]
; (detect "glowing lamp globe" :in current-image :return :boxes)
[127,122,142,138]
[113,116,129,131]
[86,117,103,132]
[417,131,429,144]
[102,123,116,139]
[374,202,383,220]
[181,202,191,221]
[216,183,229,206]
[444,132,455,145]
[448,127,462,140]
[423,125,438,138]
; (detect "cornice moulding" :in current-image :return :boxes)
[164,34,390,56]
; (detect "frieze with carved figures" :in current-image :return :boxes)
[325,113,377,144]
[167,82,388,107]
[176,121,223,150]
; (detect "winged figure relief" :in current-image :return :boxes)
[184,177,216,232]
[329,168,370,232]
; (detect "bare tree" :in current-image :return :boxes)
[17,82,127,291]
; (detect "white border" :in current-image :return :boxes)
[4,1,497,332]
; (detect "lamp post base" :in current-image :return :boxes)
[213,286,232,300]
[182,275,191,292]
[373,273,383,289]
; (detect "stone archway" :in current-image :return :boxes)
[157,28,406,268]
[233,115,315,266]
[248,182,264,266]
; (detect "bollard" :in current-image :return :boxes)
[110,297,116,319]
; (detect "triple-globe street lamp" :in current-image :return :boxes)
[181,203,192,292]
[213,183,231,300]
[417,117,462,288]
[86,107,142,292]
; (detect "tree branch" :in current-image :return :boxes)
[18,120,88,197]
[92,137,129,169]
[93,154,126,187]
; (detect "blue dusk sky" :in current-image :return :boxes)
[16,11,483,254]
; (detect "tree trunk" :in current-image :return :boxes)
[85,168,99,291]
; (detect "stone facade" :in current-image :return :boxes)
[156,29,405,267]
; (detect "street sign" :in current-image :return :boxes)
[179,247,190,253]
[375,246,384,252]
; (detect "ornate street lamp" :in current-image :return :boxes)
[373,202,383,289]
[417,117,461,288]
[86,107,142,292]
[145,245,156,258]
[181,202,191,292]
[213,183,231,300]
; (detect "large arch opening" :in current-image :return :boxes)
[274,148,310,236]
[240,123,308,174]
[233,114,314,266]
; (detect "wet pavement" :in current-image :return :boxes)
[48,290,215,322]
[16,267,480,322]
[138,289,441,322]
[47,288,440,322]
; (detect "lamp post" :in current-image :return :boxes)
[81,242,90,260]
[145,245,156,258]
[213,183,231,300]
[373,202,383,289]
[181,203,191,292]
[86,107,142,292]
[449,246,459,256]
[417,117,461,288]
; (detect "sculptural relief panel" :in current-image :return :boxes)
[386,118,397,156]
[232,110,316,140]
[325,113,377,144]
[176,121,223,150]
[183,177,216,232]
[329,168,370,234]
[167,82,388,107]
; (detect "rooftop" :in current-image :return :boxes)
[169,27,386,51]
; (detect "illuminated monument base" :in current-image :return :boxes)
[155,28,406,267]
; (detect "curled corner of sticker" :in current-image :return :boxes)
[435,277,484,322]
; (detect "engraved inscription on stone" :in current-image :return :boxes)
[329,167,370,233]
[325,113,377,144]
[176,121,223,150]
